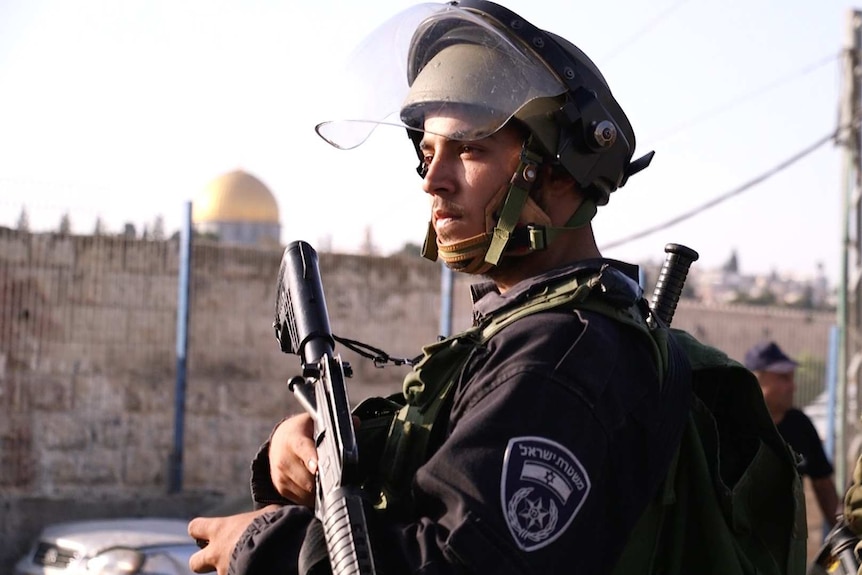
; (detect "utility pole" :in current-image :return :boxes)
[839,9,862,487]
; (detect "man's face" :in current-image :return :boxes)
[419,114,523,246]
[757,369,796,415]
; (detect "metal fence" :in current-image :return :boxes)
[0,223,841,495]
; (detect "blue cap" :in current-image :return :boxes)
[744,341,798,373]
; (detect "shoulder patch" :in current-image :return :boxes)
[501,436,591,551]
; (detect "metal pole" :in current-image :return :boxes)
[439,261,453,338]
[838,9,862,487]
[827,324,840,463]
[169,202,192,493]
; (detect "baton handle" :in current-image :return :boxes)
[650,243,699,327]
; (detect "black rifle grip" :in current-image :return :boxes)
[650,243,699,327]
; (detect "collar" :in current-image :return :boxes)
[470,258,642,323]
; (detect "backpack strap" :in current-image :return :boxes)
[370,329,484,515]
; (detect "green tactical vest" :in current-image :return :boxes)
[352,268,807,574]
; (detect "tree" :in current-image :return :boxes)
[399,241,422,257]
[360,226,377,255]
[58,212,71,235]
[786,284,815,310]
[151,215,165,240]
[192,229,219,242]
[722,249,739,274]
[731,288,777,307]
[795,354,827,406]
[16,207,29,232]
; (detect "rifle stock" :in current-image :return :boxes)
[273,240,377,575]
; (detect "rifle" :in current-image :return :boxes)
[273,240,377,575]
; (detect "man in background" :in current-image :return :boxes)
[745,340,840,530]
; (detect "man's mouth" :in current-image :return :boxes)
[434,210,459,231]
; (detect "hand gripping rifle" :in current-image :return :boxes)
[273,240,377,575]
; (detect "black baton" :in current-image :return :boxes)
[649,243,699,327]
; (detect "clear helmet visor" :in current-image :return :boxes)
[315,2,567,149]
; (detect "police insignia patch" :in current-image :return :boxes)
[501,436,591,551]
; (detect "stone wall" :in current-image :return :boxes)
[0,230,473,567]
[1,231,475,497]
[0,228,841,568]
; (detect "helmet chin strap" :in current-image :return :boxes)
[421,139,599,274]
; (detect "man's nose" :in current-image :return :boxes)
[422,155,454,196]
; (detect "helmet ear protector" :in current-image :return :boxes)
[411,0,654,205]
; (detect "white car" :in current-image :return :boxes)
[13,517,199,575]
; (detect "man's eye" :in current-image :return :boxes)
[418,156,431,178]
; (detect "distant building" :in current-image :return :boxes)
[683,261,834,310]
[192,169,281,246]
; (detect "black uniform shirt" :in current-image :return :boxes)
[776,407,833,479]
[233,259,687,575]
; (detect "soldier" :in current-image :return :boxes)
[188,2,805,574]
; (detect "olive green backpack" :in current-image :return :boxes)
[612,329,807,575]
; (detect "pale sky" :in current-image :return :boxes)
[0,0,854,284]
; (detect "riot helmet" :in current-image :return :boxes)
[315,1,653,273]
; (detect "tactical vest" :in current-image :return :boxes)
[355,265,665,516]
[352,266,807,574]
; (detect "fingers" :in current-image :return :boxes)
[269,413,317,507]
[188,508,280,575]
[187,517,218,574]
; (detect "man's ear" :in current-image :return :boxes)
[532,165,584,228]
[538,164,579,200]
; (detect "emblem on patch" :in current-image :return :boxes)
[501,436,591,551]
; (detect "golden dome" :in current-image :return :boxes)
[193,170,279,224]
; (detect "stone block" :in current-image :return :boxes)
[27,374,73,412]
[40,413,89,449]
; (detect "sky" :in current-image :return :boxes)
[0,0,855,285]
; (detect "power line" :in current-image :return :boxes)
[600,128,839,250]
[602,0,693,62]
[647,51,840,144]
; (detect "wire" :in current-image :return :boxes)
[600,128,840,250]
[646,51,840,144]
[602,0,693,63]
